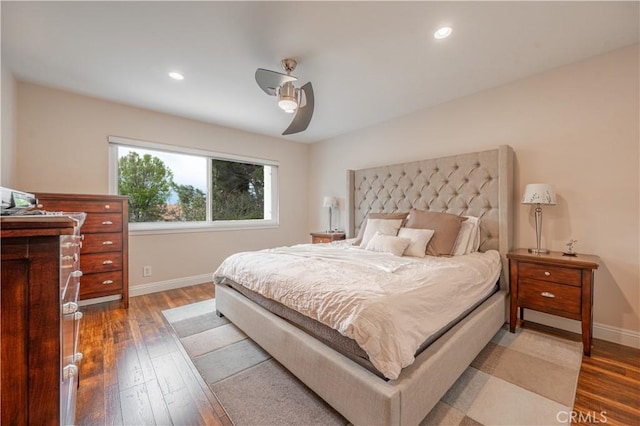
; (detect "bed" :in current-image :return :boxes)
[214,145,514,425]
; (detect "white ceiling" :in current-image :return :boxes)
[2,2,638,143]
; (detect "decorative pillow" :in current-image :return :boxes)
[452,216,480,256]
[464,216,481,254]
[356,212,408,245]
[404,209,467,256]
[359,218,404,248]
[397,227,435,258]
[365,233,412,257]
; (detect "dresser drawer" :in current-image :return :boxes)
[81,213,122,233]
[82,233,122,253]
[518,278,581,316]
[519,262,582,287]
[37,199,123,213]
[80,271,123,298]
[81,252,122,273]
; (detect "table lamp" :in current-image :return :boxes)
[323,196,338,232]
[521,183,557,254]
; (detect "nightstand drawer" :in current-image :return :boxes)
[519,262,582,287]
[310,232,345,244]
[314,236,333,243]
[518,278,581,316]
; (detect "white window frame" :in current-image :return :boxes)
[108,136,279,235]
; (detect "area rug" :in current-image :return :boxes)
[163,299,583,426]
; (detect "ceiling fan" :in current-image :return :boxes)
[255,58,314,136]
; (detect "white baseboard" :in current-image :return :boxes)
[522,310,640,350]
[129,273,213,298]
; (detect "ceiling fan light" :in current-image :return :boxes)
[278,96,298,113]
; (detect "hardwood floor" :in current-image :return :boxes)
[519,321,640,426]
[76,283,640,425]
[76,283,230,426]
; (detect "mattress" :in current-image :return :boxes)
[218,277,498,378]
[213,243,502,379]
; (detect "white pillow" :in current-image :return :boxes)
[359,218,404,248]
[365,233,412,257]
[397,227,435,258]
[465,216,481,253]
[452,216,480,255]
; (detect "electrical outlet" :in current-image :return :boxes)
[143,266,152,277]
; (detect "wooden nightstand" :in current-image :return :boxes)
[507,249,599,356]
[310,232,346,244]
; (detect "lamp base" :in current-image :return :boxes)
[528,248,550,255]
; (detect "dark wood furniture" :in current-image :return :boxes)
[36,193,129,308]
[1,216,82,425]
[507,248,600,356]
[310,231,346,244]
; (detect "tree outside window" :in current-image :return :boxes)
[114,144,274,227]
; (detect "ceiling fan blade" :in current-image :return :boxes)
[255,68,297,96]
[283,82,314,135]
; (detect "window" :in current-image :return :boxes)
[108,136,278,233]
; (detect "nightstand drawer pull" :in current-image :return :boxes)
[102,280,114,285]
[541,291,555,298]
[102,260,114,265]
[102,221,113,225]
[102,241,114,245]
[544,271,551,276]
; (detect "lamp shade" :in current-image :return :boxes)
[521,184,557,205]
[323,196,338,208]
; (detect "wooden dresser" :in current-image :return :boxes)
[1,216,82,425]
[36,193,129,308]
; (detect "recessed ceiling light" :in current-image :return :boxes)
[434,27,452,40]
[169,72,184,80]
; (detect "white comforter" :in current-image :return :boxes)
[213,243,501,379]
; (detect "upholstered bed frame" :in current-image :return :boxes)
[215,145,514,425]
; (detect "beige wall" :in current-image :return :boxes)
[1,63,17,186]
[16,83,310,287]
[309,45,640,339]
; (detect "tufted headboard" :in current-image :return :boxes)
[346,145,514,289]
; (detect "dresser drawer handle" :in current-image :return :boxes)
[70,270,83,278]
[61,242,80,249]
[102,280,114,285]
[102,260,114,265]
[63,364,78,380]
[541,291,555,298]
[63,302,78,315]
[544,271,551,276]
[102,241,114,245]
[102,221,113,225]
[104,204,111,209]
[74,311,83,320]
[61,254,78,262]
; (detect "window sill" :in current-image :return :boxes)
[129,221,279,236]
